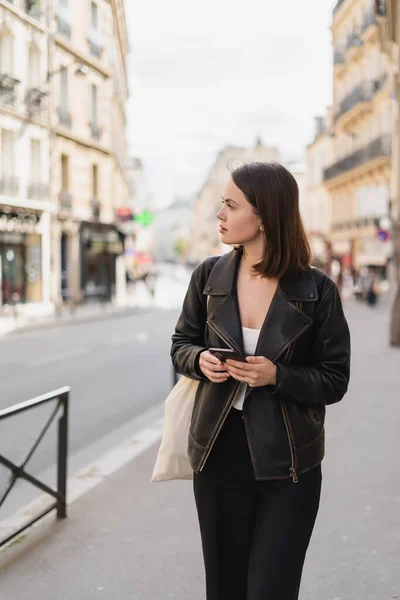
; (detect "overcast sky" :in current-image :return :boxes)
[124,0,337,209]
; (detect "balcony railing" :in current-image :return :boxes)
[335,76,387,122]
[323,135,391,182]
[0,177,19,197]
[59,191,72,212]
[90,121,101,140]
[58,107,72,128]
[0,74,20,108]
[28,182,49,200]
[91,197,101,219]
[56,14,71,39]
[335,82,373,121]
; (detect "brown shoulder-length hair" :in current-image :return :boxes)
[230,161,312,279]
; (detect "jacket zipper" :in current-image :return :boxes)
[198,319,242,472]
[279,301,300,483]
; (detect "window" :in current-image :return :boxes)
[1,130,14,176]
[28,45,41,88]
[61,154,69,191]
[60,0,68,6]
[60,67,68,110]
[91,2,98,30]
[91,84,98,124]
[30,139,41,182]
[92,164,98,197]
[0,31,14,75]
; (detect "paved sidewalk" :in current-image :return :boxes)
[0,298,399,600]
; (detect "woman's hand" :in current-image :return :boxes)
[199,351,231,383]
[225,356,277,387]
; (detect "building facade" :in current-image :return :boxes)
[0,0,52,312]
[325,0,392,276]
[305,114,334,269]
[188,138,282,263]
[0,0,129,314]
[50,0,129,306]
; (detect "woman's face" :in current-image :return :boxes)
[216,177,263,246]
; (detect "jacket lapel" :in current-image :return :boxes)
[203,247,317,366]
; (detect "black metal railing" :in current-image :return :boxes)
[27,181,49,200]
[0,176,19,197]
[324,134,391,181]
[59,190,72,212]
[58,107,72,128]
[0,387,70,548]
[56,15,71,39]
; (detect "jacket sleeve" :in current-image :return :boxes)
[270,282,351,407]
[170,266,208,381]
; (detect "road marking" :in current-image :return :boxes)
[26,348,90,368]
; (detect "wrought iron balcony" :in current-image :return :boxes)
[56,14,71,39]
[0,73,20,108]
[335,81,374,121]
[0,177,19,197]
[59,191,73,212]
[90,121,101,140]
[323,135,391,182]
[58,107,72,128]
[27,182,49,200]
[91,197,101,219]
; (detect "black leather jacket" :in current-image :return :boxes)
[171,248,351,482]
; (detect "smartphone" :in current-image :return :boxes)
[209,348,247,362]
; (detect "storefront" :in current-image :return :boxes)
[80,222,125,302]
[0,209,43,306]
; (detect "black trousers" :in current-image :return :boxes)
[193,407,322,600]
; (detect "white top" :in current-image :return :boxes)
[232,326,261,410]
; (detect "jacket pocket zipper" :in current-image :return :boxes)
[280,335,298,483]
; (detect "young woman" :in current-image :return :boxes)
[171,162,351,600]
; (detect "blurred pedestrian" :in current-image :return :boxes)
[171,162,351,600]
[366,268,380,307]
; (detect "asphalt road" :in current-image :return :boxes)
[0,264,190,520]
